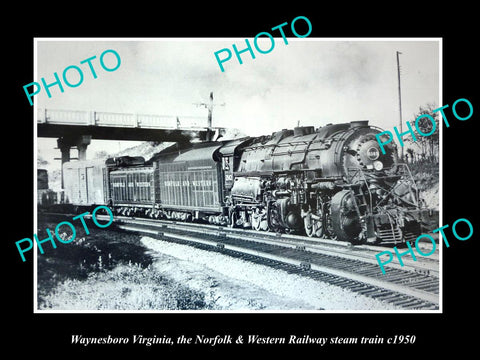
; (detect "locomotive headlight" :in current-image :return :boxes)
[373,160,383,171]
[366,147,380,160]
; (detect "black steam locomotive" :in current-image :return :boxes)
[62,120,429,245]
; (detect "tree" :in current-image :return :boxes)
[405,148,415,163]
[407,103,439,163]
[94,150,110,159]
[37,154,49,167]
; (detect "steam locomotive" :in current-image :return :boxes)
[62,120,430,245]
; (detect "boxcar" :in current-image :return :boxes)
[108,165,155,208]
[37,169,49,190]
[63,159,108,207]
[154,142,224,216]
[37,168,59,207]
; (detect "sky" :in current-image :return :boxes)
[35,38,440,170]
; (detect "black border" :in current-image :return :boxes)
[7,5,478,355]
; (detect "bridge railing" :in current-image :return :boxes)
[37,109,91,125]
[37,109,208,129]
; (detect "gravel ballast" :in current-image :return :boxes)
[141,236,400,311]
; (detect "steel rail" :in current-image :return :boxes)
[109,215,439,276]
[114,220,439,309]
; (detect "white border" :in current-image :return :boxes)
[33,37,443,314]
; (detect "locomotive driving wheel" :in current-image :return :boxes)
[252,209,262,231]
[303,211,323,237]
[267,201,284,233]
[229,208,238,228]
[330,189,363,243]
[303,200,325,238]
[252,207,268,231]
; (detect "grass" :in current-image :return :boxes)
[39,262,216,310]
[37,216,218,310]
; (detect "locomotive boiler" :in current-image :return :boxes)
[227,120,425,244]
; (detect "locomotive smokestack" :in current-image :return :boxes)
[293,126,315,136]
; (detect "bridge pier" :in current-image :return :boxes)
[57,135,91,187]
[76,139,90,161]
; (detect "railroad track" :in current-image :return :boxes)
[109,216,440,310]
[41,212,440,310]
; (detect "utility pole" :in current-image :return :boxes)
[207,91,214,129]
[194,91,225,141]
[396,51,404,161]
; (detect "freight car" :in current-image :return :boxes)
[63,159,108,208]
[62,156,150,213]
[38,169,49,190]
[149,142,226,223]
[106,156,155,217]
[37,169,58,207]
[61,120,431,245]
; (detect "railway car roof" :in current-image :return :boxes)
[217,137,251,156]
[62,158,107,169]
[172,142,224,162]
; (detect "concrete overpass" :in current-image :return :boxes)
[38,108,222,139]
[37,108,225,186]
[38,108,224,156]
